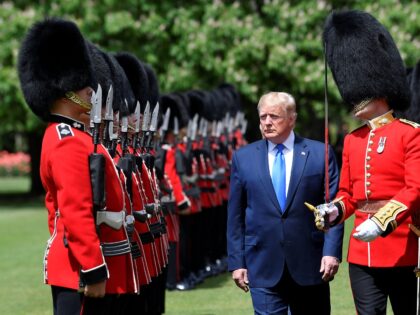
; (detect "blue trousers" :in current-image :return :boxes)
[250,266,330,315]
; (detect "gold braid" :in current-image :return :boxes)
[65,91,92,110]
[352,98,373,114]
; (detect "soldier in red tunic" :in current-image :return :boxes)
[315,10,419,314]
[18,19,137,315]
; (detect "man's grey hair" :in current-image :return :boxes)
[257,92,297,117]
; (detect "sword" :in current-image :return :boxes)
[323,41,330,203]
[409,224,420,315]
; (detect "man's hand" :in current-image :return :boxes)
[232,268,249,293]
[320,256,340,282]
[84,280,106,298]
[353,219,382,242]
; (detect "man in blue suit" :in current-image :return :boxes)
[227,92,343,315]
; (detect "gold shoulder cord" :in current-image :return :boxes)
[399,119,420,128]
[65,91,92,111]
[371,200,407,231]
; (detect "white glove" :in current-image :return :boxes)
[353,219,382,242]
[316,203,339,223]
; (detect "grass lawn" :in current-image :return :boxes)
[0,177,391,314]
[0,176,30,193]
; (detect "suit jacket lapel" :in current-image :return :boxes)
[284,136,309,212]
[256,140,280,210]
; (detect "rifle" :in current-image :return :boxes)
[88,85,106,230]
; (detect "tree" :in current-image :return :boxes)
[0,0,418,194]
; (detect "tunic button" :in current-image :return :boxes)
[366,190,371,196]
[366,173,371,178]
[366,156,371,161]
[369,141,373,145]
[367,148,372,152]
[366,165,371,169]
[366,182,371,186]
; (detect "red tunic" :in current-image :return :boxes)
[336,113,420,267]
[41,121,136,294]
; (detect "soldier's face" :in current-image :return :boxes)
[259,103,295,144]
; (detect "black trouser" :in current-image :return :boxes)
[82,294,127,315]
[52,286,83,315]
[166,241,178,287]
[52,286,127,315]
[349,263,417,315]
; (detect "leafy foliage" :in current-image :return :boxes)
[0,0,419,143]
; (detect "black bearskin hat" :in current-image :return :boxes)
[398,61,420,122]
[86,42,112,108]
[323,10,410,111]
[160,93,190,129]
[187,90,205,118]
[114,52,149,114]
[142,63,160,107]
[18,18,95,121]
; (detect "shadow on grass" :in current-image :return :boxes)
[194,272,232,290]
[0,192,44,209]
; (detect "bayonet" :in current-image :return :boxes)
[173,116,179,137]
[149,102,159,133]
[142,102,151,132]
[191,114,199,142]
[186,119,192,140]
[223,113,230,132]
[216,121,223,138]
[241,118,248,135]
[234,112,241,129]
[201,119,208,138]
[140,102,151,148]
[89,90,96,130]
[131,102,141,151]
[120,100,129,155]
[146,102,159,149]
[228,117,235,134]
[103,85,113,149]
[134,102,141,133]
[161,107,171,134]
[90,84,103,152]
[158,107,170,145]
[104,85,113,121]
[93,84,102,124]
[198,117,204,138]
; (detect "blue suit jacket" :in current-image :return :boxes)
[227,136,344,288]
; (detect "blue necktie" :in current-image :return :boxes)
[272,143,286,212]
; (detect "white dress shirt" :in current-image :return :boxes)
[267,131,295,196]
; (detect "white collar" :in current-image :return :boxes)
[267,131,295,153]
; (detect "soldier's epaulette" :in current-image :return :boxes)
[349,123,367,134]
[56,123,74,140]
[399,119,420,128]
